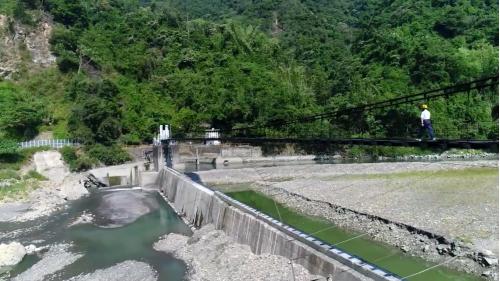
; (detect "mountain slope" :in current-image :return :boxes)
[0,0,497,144]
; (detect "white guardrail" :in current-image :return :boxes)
[19,139,80,149]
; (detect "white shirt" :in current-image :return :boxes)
[421,109,430,120]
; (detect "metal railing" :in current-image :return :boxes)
[18,139,80,149]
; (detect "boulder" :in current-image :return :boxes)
[0,242,26,267]
[482,257,498,267]
[25,244,37,255]
[422,245,430,252]
[482,270,492,277]
[436,244,449,255]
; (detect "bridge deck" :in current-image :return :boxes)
[169,137,498,149]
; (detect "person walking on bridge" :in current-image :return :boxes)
[417,104,435,141]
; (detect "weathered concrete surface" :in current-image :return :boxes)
[199,160,498,279]
[89,162,145,180]
[140,171,159,188]
[33,151,69,185]
[154,225,326,281]
[156,168,378,281]
[89,162,146,187]
[217,196,377,281]
[69,260,157,281]
[157,168,215,227]
[13,244,82,281]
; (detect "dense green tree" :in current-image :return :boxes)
[1,0,497,144]
[0,83,45,140]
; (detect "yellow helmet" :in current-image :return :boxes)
[421,104,428,109]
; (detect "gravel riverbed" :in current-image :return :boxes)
[154,225,325,281]
[195,160,499,280]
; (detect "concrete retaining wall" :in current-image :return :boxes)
[155,168,402,281]
[157,168,216,227]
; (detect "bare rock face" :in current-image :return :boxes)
[0,242,26,267]
[24,18,56,67]
[0,14,56,79]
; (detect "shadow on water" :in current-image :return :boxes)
[0,189,192,281]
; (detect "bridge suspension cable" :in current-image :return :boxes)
[224,75,498,133]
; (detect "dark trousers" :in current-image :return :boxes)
[418,119,435,139]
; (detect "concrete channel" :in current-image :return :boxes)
[152,167,402,281]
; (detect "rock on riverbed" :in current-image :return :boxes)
[154,225,325,281]
[69,260,157,281]
[13,244,82,281]
[0,242,26,267]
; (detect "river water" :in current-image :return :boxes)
[0,189,191,281]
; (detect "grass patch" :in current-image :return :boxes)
[346,145,438,158]
[23,170,47,180]
[0,179,39,201]
[320,167,498,182]
[368,167,497,180]
[0,169,20,180]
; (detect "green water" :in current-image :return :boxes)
[0,189,192,280]
[227,190,485,281]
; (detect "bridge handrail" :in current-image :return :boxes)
[18,139,81,149]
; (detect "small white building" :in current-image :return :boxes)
[205,128,221,145]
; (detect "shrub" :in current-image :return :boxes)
[60,146,77,168]
[74,155,94,171]
[0,138,19,155]
[60,146,96,172]
[86,144,131,166]
[120,133,141,145]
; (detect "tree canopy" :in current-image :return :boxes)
[0,0,497,143]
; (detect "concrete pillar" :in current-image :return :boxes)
[134,165,139,185]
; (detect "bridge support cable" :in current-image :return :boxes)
[219,76,498,138]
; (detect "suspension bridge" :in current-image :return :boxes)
[165,76,499,150]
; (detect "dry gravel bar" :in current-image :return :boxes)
[196,160,499,279]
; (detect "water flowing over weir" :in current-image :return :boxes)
[155,167,401,281]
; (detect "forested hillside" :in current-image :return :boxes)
[0,0,498,149]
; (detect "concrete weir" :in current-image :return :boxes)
[155,168,402,281]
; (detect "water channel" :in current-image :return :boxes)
[226,189,485,281]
